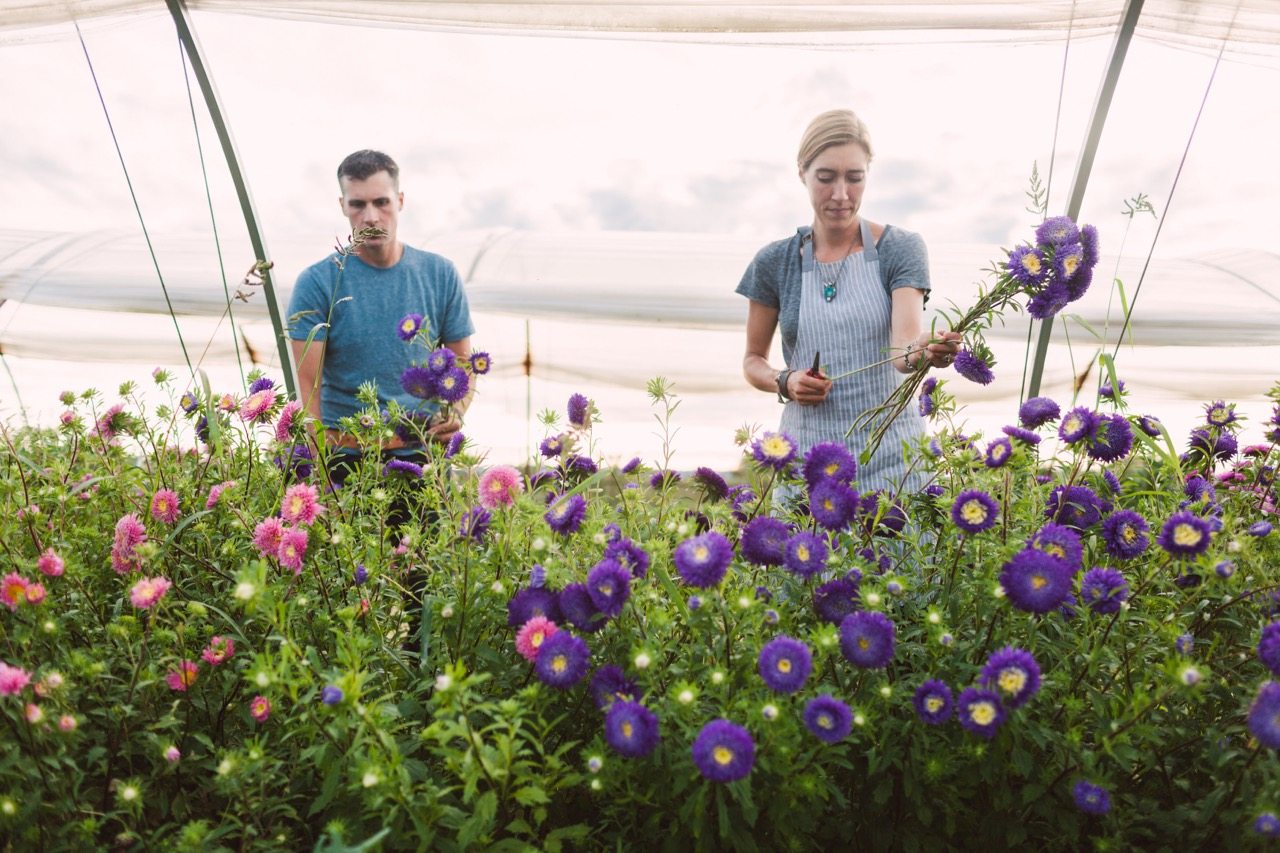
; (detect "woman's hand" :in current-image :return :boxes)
[917,330,962,368]
[788,369,832,405]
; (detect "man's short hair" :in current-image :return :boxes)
[337,150,399,188]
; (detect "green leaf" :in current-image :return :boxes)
[456,790,496,849]
[513,786,549,806]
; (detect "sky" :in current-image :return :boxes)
[1,9,1278,467]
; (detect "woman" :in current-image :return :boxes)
[737,109,959,492]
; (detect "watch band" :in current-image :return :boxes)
[776,369,794,403]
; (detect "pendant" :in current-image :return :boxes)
[822,282,837,302]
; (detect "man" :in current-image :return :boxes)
[287,149,475,483]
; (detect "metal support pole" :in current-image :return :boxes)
[164,0,297,397]
[1026,0,1144,398]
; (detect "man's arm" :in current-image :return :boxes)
[290,338,326,433]
[426,337,471,442]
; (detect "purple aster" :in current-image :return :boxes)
[1000,548,1074,614]
[321,685,344,705]
[1027,523,1084,571]
[586,558,631,618]
[740,516,789,566]
[728,484,756,521]
[382,458,424,479]
[1026,279,1071,320]
[672,531,733,588]
[468,351,491,375]
[913,680,954,725]
[544,494,587,536]
[534,631,590,690]
[649,469,680,489]
[1102,470,1122,495]
[1254,813,1280,839]
[1102,510,1150,560]
[691,719,755,783]
[435,367,470,404]
[1058,407,1098,445]
[956,687,1006,739]
[1098,379,1126,400]
[918,385,936,417]
[1073,780,1111,816]
[803,695,853,744]
[808,479,858,531]
[1044,484,1111,531]
[1176,634,1195,655]
[507,586,563,627]
[529,564,547,588]
[458,506,491,542]
[559,583,607,633]
[179,391,200,413]
[528,469,556,490]
[1065,259,1093,301]
[1080,567,1128,614]
[984,437,1013,468]
[248,376,275,394]
[397,313,423,341]
[273,443,314,480]
[1187,427,1237,462]
[444,432,465,459]
[353,563,368,585]
[1157,511,1212,558]
[426,347,457,375]
[1137,415,1163,438]
[839,611,896,669]
[605,537,650,579]
[953,349,995,385]
[757,635,813,694]
[565,454,598,476]
[590,665,642,710]
[604,700,660,758]
[1249,681,1280,748]
[813,577,860,625]
[1006,243,1049,287]
[1019,397,1061,429]
[692,467,730,501]
[1079,223,1100,267]
[1087,414,1134,462]
[783,531,828,580]
[1184,475,1216,504]
[1258,623,1280,677]
[1036,215,1080,247]
[860,491,908,538]
[1249,521,1274,538]
[1003,425,1042,445]
[567,393,591,428]
[539,435,564,458]
[951,490,999,534]
[802,441,858,487]
[981,646,1042,708]
[1052,241,1085,281]
[393,411,431,444]
[400,366,437,400]
[620,457,642,474]
[751,431,798,471]
[1204,400,1237,428]
[1215,560,1236,579]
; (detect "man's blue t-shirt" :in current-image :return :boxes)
[286,246,475,429]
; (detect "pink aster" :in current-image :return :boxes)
[93,403,126,439]
[37,548,64,577]
[0,662,31,696]
[150,488,181,524]
[478,465,524,510]
[280,483,324,527]
[1,573,30,611]
[58,714,77,732]
[217,393,237,413]
[206,480,235,509]
[201,635,235,666]
[277,527,308,574]
[24,582,46,606]
[515,616,560,663]
[24,703,43,724]
[59,410,75,426]
[165,660,199,692]
[129,576,172,609]
[252,517,286,558]
[274,400,302,442]
[249,694,271,723]
[239,389,275,423]
[111,513,147,574]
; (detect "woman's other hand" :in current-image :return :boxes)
[789,369,832,405]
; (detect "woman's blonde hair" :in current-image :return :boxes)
[797,109,873,172]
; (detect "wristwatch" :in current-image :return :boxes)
[775,369,794,403]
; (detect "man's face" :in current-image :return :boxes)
[338,170,403,249]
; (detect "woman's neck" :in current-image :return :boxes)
[812,219,862,263]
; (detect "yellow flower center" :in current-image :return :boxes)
[858,637,870,651]
[551,656,567,673]
[778,659,792,674]
[599,583,613,596]
[1173,524,1202,547]
[925,697,944,713]
[822,499,835,512]
[998,668,1027,695]
[531,631,545,648]
[1121,526,1137,544]
[824,462,840,476]
[1021,254,1042,274]
[1063,255,1080,276]
[962,501,988,523]
[762,436,792,458]
[1031,573,1047,590]
[796,545,810,561]
[1064,415,1081,433]
[713,746,734,766]
[693,545,709,562]
[818,713,833,729]
[1045,544,1065,559]
[621,722,634,738]
[970,702,996,726]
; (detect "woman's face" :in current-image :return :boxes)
[801,142,869,230]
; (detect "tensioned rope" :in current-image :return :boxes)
[1108,2,1239,365]
[177,34,247,387]
[75,20,195,380]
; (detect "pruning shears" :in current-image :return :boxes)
[806,351,823,378]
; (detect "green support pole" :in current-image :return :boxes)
[1026,0,1145,399]
[164,0,297,397]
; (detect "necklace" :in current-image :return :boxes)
[816,231,860,303]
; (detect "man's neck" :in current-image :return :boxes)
[356,241,404,269]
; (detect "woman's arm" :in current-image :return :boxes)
[889,288,960,373]
[743,300,831,404]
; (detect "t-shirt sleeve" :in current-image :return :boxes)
[884,230,931,298]
[438,261,476,344]
[735,244,781,308]
[286,265,333,342]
